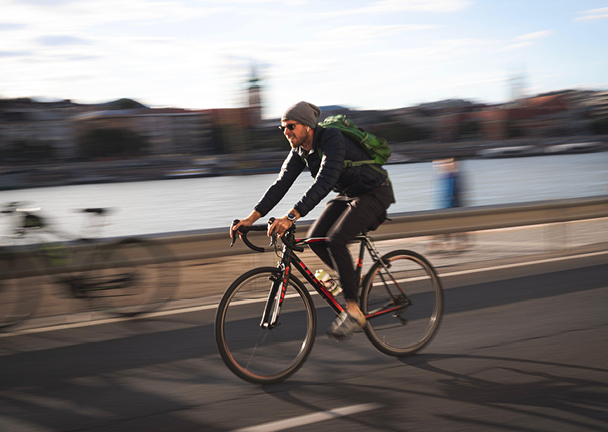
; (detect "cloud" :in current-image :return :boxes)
[359,0,471,13]
[69,55,102,61]
[0,22,26,30]
[318,24,439,41]
[0,50,32,57]
[3,0,233,33]
[499,30,554,51]
[36,35,92,46]
[500,42,531,51]
[516,30,555,41]
[432,73,507,91]
[202,0,305,4]
[46,74,93,82]
[575,7,608,21]
[12,0,77,5]
[316,0,471,18]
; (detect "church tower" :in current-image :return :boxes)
[248,65,262,124]
[508,68,527,103]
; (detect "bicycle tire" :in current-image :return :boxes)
[0,251,42,330]
[360,249,443,357]
[215,267,316,385]
[79,238,178,316]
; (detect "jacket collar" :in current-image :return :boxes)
[295,126,321,158]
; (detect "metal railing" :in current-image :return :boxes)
[148,196,608,261]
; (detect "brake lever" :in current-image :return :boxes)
[230,219,240,247]
[267,217,277,247]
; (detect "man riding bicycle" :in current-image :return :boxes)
[231,101,393,339]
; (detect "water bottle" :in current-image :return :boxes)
[314,269,342,297]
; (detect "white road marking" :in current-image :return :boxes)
[1,249,606,337]
[0,303,218,337]
[440,249,608,277]
[232,403,382,432]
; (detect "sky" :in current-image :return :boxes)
[1,0,607,118]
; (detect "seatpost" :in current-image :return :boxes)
[355,233,368,285]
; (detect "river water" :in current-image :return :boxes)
[1,152,607,238]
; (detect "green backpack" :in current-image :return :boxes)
[318,114,391,167]
[317,114,395,203]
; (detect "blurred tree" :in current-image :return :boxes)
[248,127,286,150]
[506,121,524,138]
[0,97,32,107]
[458,121,481,140]
[105,98,147,110]
[81,128,148,159]
[209,125,227,154]
[591,118,608,135]
[371,122,431,143]
[2,140,54,161]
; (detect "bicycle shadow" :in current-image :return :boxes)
[261,352,608,431]
[403,353,608,428]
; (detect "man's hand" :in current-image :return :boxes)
[268,209,300,237]
[230,211,261,239]
[268,216,293,237]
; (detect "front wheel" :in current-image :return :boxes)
[215,267,316,385]
[361,249,443,356]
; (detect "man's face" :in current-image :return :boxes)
[280,121,307,148]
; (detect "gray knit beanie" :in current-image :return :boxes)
[281,101,322,129]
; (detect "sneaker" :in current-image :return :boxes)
[327,310,366,340]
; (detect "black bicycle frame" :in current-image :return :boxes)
[258,232,409,329]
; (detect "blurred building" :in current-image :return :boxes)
[205,107,258,153]
[0,99,81,161]
[1,86,607,167]
[584,90,608,119]
[72,108,214,157]
[437,93,582,142]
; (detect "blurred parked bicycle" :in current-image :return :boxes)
[0,202,179,330]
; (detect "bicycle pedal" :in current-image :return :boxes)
[393,313,408,325]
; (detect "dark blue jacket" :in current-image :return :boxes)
[440,171,461,208]
[254,126,387,218]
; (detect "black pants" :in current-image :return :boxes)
[307,183,393,302]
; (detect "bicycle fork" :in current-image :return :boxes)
[260,263,290,329]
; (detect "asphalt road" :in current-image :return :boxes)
[1,254,607,432]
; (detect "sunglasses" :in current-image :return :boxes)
[278,123,298,132]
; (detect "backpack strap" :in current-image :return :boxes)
[343,159,380,168]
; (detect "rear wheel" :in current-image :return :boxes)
[215,267,316,385]
[79,238,178,316]
[361,249,443,356]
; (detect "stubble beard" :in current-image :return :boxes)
[288,133,303,149]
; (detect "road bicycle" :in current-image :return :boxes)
[0,202,179,330]
[215,218,444,384]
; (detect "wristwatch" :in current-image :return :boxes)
[287,213,297,222]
